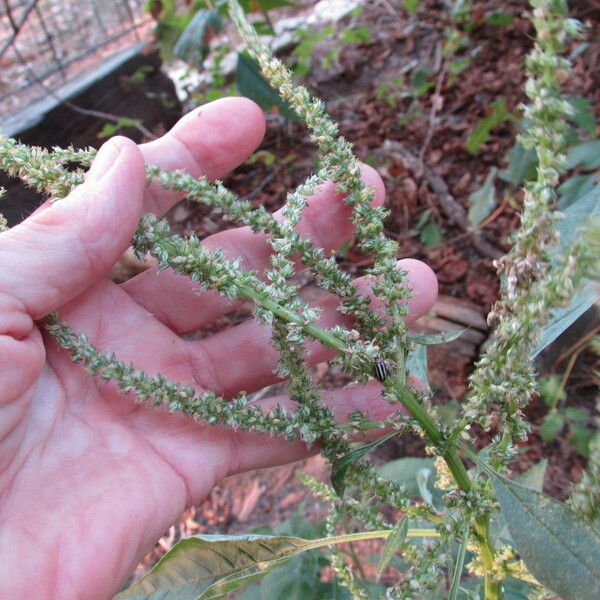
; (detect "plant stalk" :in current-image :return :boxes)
[151,236,502,596]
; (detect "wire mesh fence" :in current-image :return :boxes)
[0,0,152,120]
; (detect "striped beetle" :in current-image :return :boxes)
[373,356,389,382]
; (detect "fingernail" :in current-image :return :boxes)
[86,139,124,183]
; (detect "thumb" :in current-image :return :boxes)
[0,136,145,319]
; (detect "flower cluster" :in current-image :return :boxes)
[462,0,588,468]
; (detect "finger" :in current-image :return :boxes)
[227,380,399,475]
[139,97,266,215]
[184,259,438,398]
[47,278,196,419]
[56,257,436,407]
[117,379,399,502]
[121,165,386,334]
[0,138,145,320]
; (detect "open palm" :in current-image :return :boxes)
[0,97,437,599]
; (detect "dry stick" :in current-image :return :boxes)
[419,55,448,163]
[59,101,157,140]
[0,0,39,59]
[3,46,157,141]
[551,323,600,371]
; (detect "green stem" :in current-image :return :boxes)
[246,283,502,595]
[245,276,500,593]
[389,380,501,598]
[475,514,502,599]
[241,286,349,353]
[148,232,502,596]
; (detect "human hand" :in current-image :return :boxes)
[0,97,437,599]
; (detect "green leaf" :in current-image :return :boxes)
[485,11,513,26]
[557,184,600,252]
[468,167,497,225]
[415,208,432,229]
[239,0,295,10]
[491,474,600,600]
[489,461,547,545]
[173,9,222,68]
[378,457,436,498]
[570,424,593,457]
[116,530,435,600]
[538,374,566,407]
[448,523,469,600]
[236,51,297,119]
[564,407,589,422]
[498,142,537,186]
[503,577,541,599]
[405,0,421,14]
[409,329,466,346]
[378,517,408,576]
[340,26,371,45]
[406,343,428,388]
[566,139,600,170]
[533,185,600,356]
[98,123,119,138]
[259,552,320,600]
[448,56,471,74]
[98,117,143,139]
[466,99,513,155]
[153,11,197,62]
[145,0,176,20]
[419,221,444,247]
[568,97,597,134]
[411,69,432,96]
[331,432,398,497]
[534,285,597,356]
[516,460,547,493]
[559,174,596,209]
[540,412,565,441]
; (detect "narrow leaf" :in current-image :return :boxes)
[539,412,564,441]
[533,283,597,356]
[331,432,398,497]
[236,51,297,119]
[566,139,600,170]
[448,522,469,600]
[410,329,467,346]
[559,174,596,209]
[416,468,434,506]
[406,343,428,388]
[378,457,435,498]
[468,167,497,225]
[173,9,222,68]
[378,517,408,576]
[466,99,513,154]
[568,97,597,134]
[533,185,600,355]
[491,474,600,600]
[116,530,437,600]
[499,142,537,187]
[419,220,444,247]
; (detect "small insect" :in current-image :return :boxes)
[373,356,389,382]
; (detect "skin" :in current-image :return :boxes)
[0,97,437,599]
